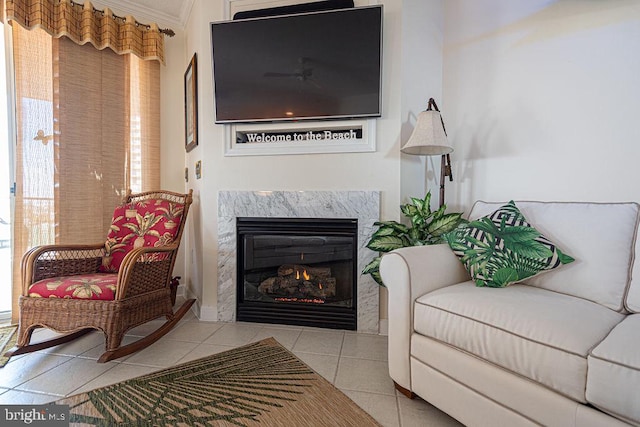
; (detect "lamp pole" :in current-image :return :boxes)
[427,99,453,208]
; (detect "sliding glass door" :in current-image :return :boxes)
[0,21,12,320]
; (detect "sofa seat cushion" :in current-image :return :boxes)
[414,282,624,402]
[586,314,640,425]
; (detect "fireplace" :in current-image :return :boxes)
[236,217,357,330]
[217,190,379,333]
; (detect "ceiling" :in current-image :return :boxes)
[89,0,195,29]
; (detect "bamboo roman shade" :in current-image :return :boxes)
[4,0,167,63]
[7,1,163,322]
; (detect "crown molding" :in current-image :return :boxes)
[90,0,194,30]
[178,0,196,28]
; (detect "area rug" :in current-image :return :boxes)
[0,325,18,368]
[55,337,381,426]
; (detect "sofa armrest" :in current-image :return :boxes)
[380,244,470,391]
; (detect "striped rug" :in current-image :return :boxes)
[0,325,18,368]
[56,337,381,426]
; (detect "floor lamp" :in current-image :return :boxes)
[401,98,454,208]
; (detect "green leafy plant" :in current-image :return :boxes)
[362,191,466,287]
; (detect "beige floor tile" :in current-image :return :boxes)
[70,363,160,395]
[177,343,236,364]
[165,320,224,342]
[0,389,58,404]
[41,331,106,357]
[293,351,339,382]
[175,302,197,322]
[250,326,302,349]
[203,323,263,346]
[30,327,64,340]
[180,311,197,322]
[341,333,388,361]
[77,335,140,361]
[122,338,199,367]
[16,358,116,396]
[0,353,72,388]
[125,319,168,337]
[397,395,463,427]
[342,389,400,427]
[292,329,345,355]
[334,357,396,396]
[238,321,303,330]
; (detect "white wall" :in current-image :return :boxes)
[443,0,640,213]
[400,0,445,206]
[160,29,189,281]
[162,0,446,322]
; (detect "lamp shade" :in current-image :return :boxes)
[401,110,453,156]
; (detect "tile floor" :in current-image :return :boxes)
[0,306,463,427]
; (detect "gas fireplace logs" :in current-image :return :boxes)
[258,264,336,298]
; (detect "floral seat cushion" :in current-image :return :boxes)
[28,273,118,300]
[99,198,185,273]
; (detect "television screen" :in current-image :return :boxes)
[210,5,383,123]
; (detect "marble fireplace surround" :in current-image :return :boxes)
[217,190,380,333]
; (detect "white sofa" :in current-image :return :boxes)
[379,201,640,427]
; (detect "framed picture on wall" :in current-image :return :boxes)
[184,53,198,152]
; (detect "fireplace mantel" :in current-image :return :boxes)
[217,190,380,333]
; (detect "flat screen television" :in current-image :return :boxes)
[210,5,383,124]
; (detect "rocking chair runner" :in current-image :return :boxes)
[5,189,195,363]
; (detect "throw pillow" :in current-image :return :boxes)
[99,199,185,273]
[443,201,574,287]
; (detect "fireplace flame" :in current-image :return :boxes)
[300,252,304,261]
[295,269,311,281]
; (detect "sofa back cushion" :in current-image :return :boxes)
[469,201,639,312]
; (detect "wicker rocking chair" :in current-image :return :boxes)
[5,189,195,363]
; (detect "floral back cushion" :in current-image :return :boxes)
[99,198,185,273]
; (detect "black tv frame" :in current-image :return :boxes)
[211,3,383,124]
[233,0,354,20]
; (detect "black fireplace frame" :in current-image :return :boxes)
[236,217,357,330]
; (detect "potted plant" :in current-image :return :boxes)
[362,191,466,286]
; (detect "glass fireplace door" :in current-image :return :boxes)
[237,217,357,330]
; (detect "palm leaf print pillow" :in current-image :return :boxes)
[443,201,574,287]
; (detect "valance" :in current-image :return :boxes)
[3,0,170,63]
